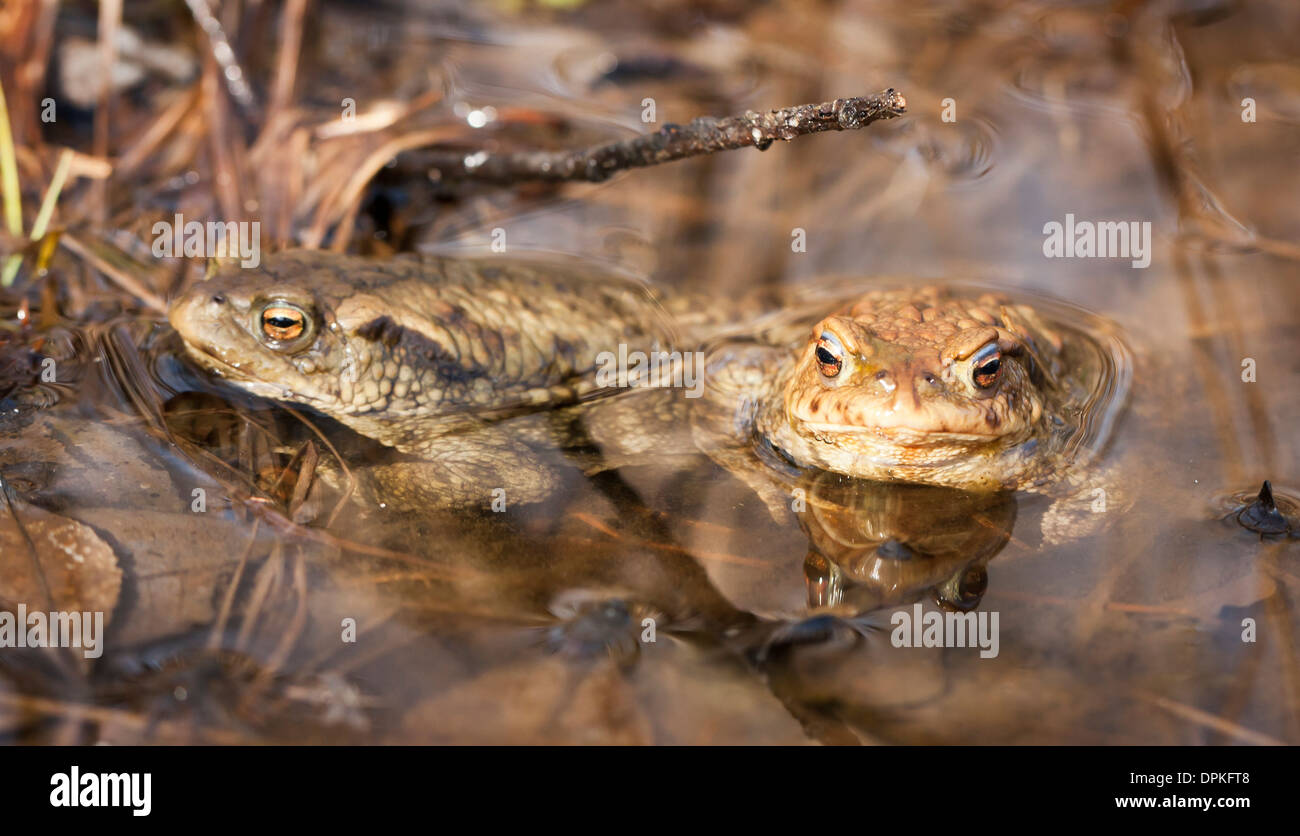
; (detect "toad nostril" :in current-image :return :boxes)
[211,293,226,305]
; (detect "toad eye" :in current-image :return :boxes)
[970,342,1002,390]
[259,303,309,344]
[814,331,843,378]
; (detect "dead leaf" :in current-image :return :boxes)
[0,498,122,627]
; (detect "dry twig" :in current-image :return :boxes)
[420,89,907,184]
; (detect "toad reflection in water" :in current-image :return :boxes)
[795,472,1016,617]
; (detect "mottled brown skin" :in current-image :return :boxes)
[169,250,678,509]
[703,286,1078,492]
[171,254,1096,510]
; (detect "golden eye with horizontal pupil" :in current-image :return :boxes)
[814,331,844,378]
[970,342,1002,389]
[260,305,307,342]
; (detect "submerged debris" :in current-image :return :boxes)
[1235,480,1293,537]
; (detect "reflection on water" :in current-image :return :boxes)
[876,115,1000,184]
[2,0,1299,744]
[799,474,1014,615]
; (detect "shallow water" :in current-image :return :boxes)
[1,0,1298,744]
